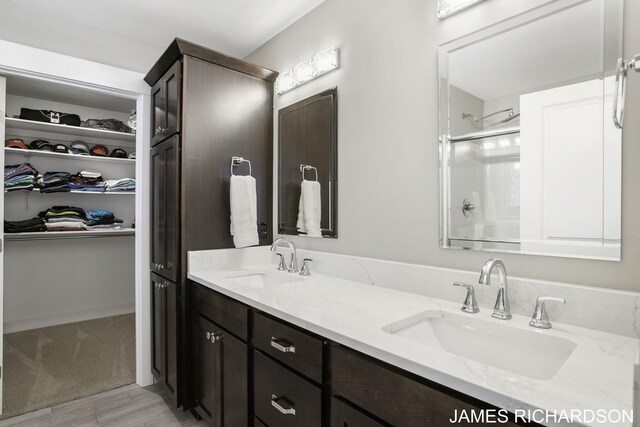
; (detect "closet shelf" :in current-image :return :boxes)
[5,147,135,164]
[5,189,135,195]
[5,117,136,142]
[5,228,136,241]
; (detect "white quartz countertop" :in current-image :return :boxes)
[188,264,638,427]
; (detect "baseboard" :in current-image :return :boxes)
[3,301,135,333]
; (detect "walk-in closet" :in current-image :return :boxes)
[1,74,139,419]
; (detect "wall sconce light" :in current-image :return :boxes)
[275,47,340,95]
[437,0,486,20]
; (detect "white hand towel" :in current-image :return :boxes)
[296,180,322,237]
[296,184,307,233]
[230,175,259,248]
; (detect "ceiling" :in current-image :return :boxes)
[0,0,325,74]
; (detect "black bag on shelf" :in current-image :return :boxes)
[19,108,81,126]
[81,118,132,133]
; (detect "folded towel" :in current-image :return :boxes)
[230,175,259,248]
[297,180,322,237]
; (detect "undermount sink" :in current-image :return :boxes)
[225,272,303,289]
[382,310,576,380]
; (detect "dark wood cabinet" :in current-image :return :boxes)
[151,60,181,146]
[146,39,277,409]
[330,397,387,427]
[191,285,250,426]
[151,272,179,406]
[331,345,524,427]
[188,286,537,427]
[150,135,180,283]
[254,351,322,427]
[253,312,324,383]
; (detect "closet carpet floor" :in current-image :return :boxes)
[1,313,136,420]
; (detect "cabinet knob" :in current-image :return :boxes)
[206,331,211,340]
[211,332,223,343]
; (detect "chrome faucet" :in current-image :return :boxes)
[270,238,298,273]
[478,259,512,320]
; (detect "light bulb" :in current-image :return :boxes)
[293,60,315,84]
[437,0,486,19]
[312,48,339,76]
[275,70,296,95]
[498,138,511,147]
[482,141,496,150]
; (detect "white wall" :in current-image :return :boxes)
[3,237,135,333]
[246,0,640,292]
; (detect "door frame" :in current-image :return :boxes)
[0,39,154,388]
[0,75,6,414]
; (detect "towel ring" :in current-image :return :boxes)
[231,156,252,176]
[300,164,318,181]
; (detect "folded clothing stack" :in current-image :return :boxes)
[100,178,135,192]
[4,217,46,233]
[5,163,39,192]
[39,172,71,193]
[68,170,104,192]
[84,209,123,230]
[38,206,86,231]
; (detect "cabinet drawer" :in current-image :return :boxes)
[254,351,321,427]
[192,284,248,341]
[254,312,323,383]
[332,345,516,427]
[331,397,387,427]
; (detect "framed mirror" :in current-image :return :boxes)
[439,0,623,260]
[278,88,338,238]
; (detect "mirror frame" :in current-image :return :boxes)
[277,87,338,238]
[437,0,624,260]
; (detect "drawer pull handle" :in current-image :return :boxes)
[271,394,296,415]
[271,337,296,353]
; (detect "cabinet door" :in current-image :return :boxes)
[152,60,181,146]
[151,78,165,145]
[163,135,180,283]
[220,329,248,426]
[165,279,179,406]
[193,313,222,427]
[151,273,165,382]
[150,144,165,275]
[164,61,181,139]
[150,135,180,282]
[193,314,249,427]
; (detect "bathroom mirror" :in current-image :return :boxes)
[439,0,623,260]
[278,88,338,238]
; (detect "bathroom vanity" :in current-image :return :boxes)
[186,247,639,427]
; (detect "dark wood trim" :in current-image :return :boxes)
[144,38,279,86]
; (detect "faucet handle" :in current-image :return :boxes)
[299,258,312,276]
[275,253,287,271]
[529,296,566,329]
[453,282,479,314]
